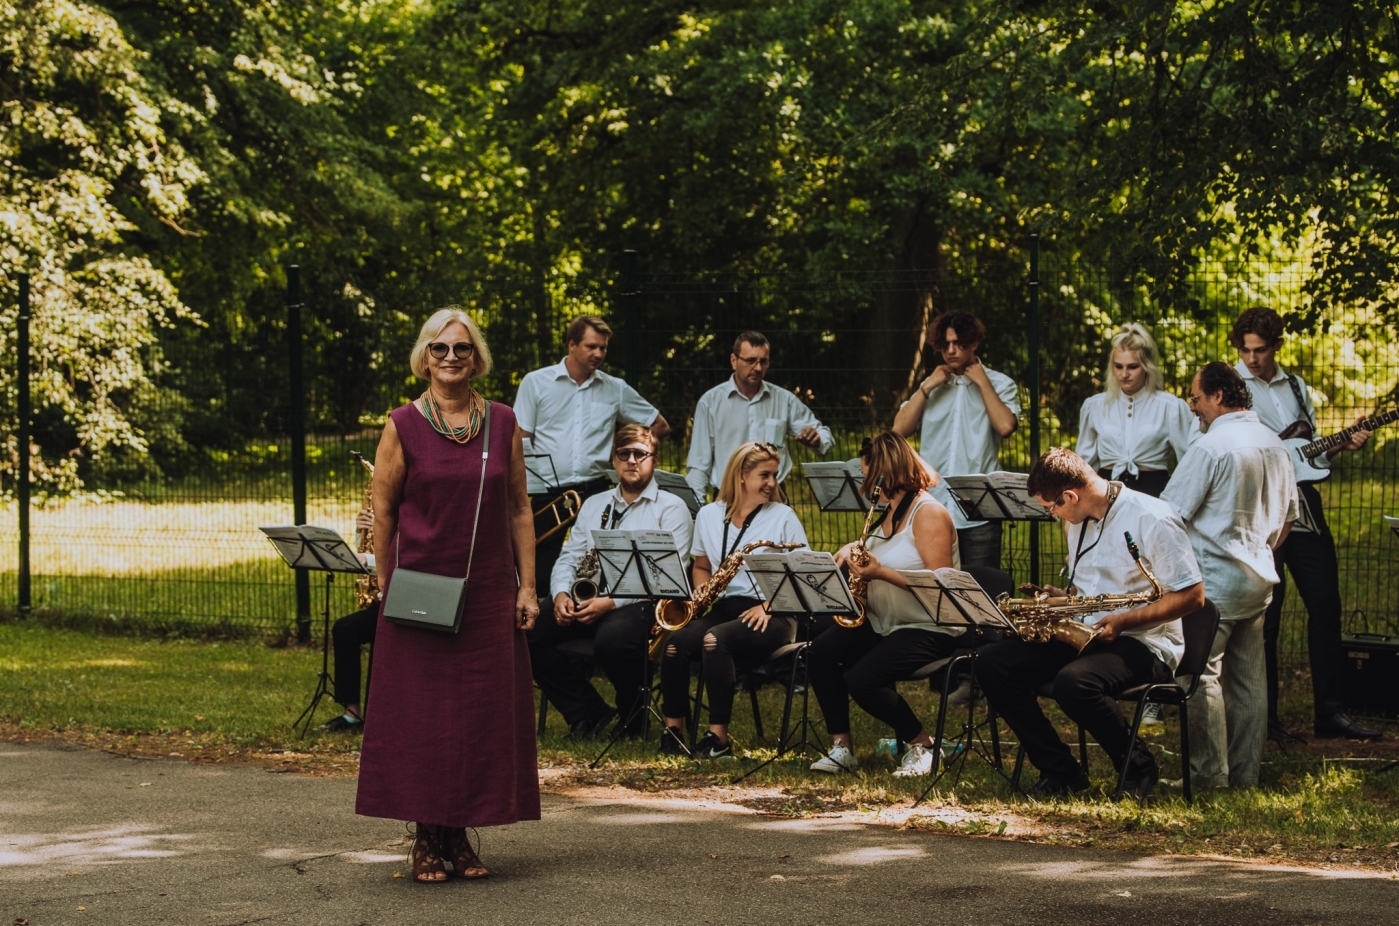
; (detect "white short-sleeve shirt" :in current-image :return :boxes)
[1063,487,1202,672]
[550,478,695,599]
[513,360,660,486]
[901,366,1021,529]
[690,501,809,600]
[684,378,834,498]
[1076,389,1198,479]
[1161,411,1298,622]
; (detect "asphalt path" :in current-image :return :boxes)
[0,743,1392,926]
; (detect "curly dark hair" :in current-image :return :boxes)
[1229,306,1284,349]
[1197,361,1252,410]
[930,311,986,352]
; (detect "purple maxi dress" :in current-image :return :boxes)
[355,401,541,827]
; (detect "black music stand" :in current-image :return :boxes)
[733,551,857,782]
[801,460,870,512]
[588,530,692,766]
[260,525,370,737]
[941,473,1056,523]
[606,468,704,517]
[895,569,1017,804]
[523,444,560,496]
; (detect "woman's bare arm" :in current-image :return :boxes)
[508,424,540,628]
[371,417,406,592]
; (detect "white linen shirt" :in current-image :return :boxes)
[1160,411,1298,622]
[1076,389,1198,479]
[513,360,660,485]
[901,366,1022,530]
[549,478,694,599]
[685,377,834,498]
[1063,487,1202,672]
[690,501,809,601]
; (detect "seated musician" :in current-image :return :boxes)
[807,432,964,778]
[659,441,809,759]
[318,508,379,733]
[529,424,693,739]
[977,448,1204,801]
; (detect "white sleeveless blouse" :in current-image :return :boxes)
[864,492,963,637]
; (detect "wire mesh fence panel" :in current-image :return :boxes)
[3,253,1395,657]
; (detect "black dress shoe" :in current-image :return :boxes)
[1028,771,1091,797]
[1314,713,1381,741]
[569,706,618,738]
[1114,766,1159,804]
[1268,720,1306,745]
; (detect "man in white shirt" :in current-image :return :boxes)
[684,331,833,500]
[515,315,672,582]
[977,449,1205,802]
[1162,362,1298,788]
[892,311,1020,569]
[529,424,693,738]
[1230,307,1378,742]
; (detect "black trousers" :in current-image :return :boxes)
[957,522,1002,570]
[528,600,655,726]
[530,476,613,588]
[331,606,378,708]
[1265,486,1343,721]
[808,621,963,743]
[1096,468,1170,498]
[660,596,795,726]
[977,635,1172,781]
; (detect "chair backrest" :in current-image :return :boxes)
[1175,600,1221,680]
[964,565,1015,602]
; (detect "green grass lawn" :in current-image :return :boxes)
[3,619,1397,869]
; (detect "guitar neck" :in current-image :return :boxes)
[1301,409,1399,459]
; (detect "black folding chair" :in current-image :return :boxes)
[535,638,598,736]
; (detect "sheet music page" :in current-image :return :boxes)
[259,526,317,568]
[986,472,1056,521]
[800,460,869,511]
[592,530,690,599]
[522,441,559,495]
[934,567,1015,629]
[898,570,970,626]
[651,470,703,516]
[300,526,369,573]
[743,553,809,612]
[787,550,859,614]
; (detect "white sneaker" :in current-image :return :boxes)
[893,744,935,778]
[1140,702,1163,726]
[809,745,859,774]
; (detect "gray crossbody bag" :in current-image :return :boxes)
[382,403,492,633]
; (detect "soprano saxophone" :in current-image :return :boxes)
[996,531,1162,653]
[648,539,803,661]
[349,451,380,608]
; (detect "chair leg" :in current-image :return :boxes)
[1011,743,1026,790]
[1179,701,1193,806]
[988,702,1002,770]
[749,676,765,741]
[1078,725,1089,775]
[689,672,705,745]
[1117,699,1147,797]
[778,647,805,750]
[929,657,962,781]
[536,686,549,737]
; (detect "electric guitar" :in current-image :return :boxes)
[1277,410,1399,483]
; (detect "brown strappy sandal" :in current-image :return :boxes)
[446,827,490,879]
[409,823,447,883]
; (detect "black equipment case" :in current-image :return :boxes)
[1340,632,1399,721]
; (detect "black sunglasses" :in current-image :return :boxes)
[614,448,655,462]
[428,341,476,360]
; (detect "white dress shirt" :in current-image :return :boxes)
[1235,360,1326,533]
[685,377,834,498]
[901,366,1022,529]
[1161,411,1298,622]
[549,478,694,599]
[690,501,809,601]
[1076,389,1198,478]
[513,360,660,485]
[1063,487,1202,672]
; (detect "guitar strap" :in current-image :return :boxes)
[1285,373,1315,431]
[1282,373,1322,532]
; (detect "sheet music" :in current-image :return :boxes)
[1385,515,1399,536]
[801,460,869,512]
[522,440,560,495]
[592,529,691,599]
[745,550,858,615]
[898,568,1014,629]
[942,473,1054,522]
[259,525,368,573]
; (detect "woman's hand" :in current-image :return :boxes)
[833,542,857,568]
[516,587,539,631]
[848,550,883,581]
[740,604,772,634]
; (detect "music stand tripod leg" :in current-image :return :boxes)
[294,572,337,738]
[592,637,687,767]
[733,634,827,783]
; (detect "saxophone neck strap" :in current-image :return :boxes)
[722,503,763,559]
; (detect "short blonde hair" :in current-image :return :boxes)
[716,441,786,507]
[1104,322,1165,398]
[409,307,494,381]
[613,423,659,455]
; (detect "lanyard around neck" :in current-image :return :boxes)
[1066,482,1120,590]
[721,504,763,559]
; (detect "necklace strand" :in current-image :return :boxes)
[423,389,484,444]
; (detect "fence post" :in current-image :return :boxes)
[16,273,30,615]
[622,250,639,383]
[288,265,311,643]
[1028,235,1041,586]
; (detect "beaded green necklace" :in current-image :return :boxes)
[422,389,485,444]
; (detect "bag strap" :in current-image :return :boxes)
[393,401,494,583]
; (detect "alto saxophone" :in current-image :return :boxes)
[838,477,885,629]
[648,540,803,661]
[996,531,1163,653]
[349,451,380,608]
[569,503,613,604]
